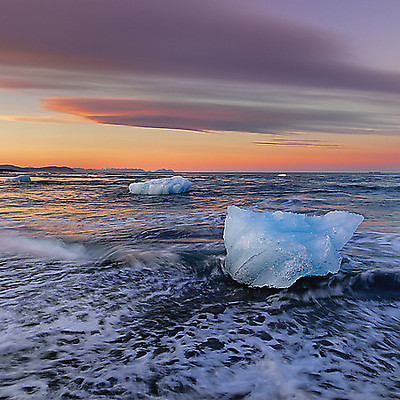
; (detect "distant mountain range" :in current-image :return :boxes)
[0,165,175,174]
[74,167,175,173]
[0,164,75,173]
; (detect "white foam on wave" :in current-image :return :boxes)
[0,227,187,269]
[223,206,364,288]
[0,231,85,261]
[100,245,181,270]
[128,175,192,195]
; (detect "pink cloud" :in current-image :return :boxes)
[42,96,376,134]
[0,78,40,90]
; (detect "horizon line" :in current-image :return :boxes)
[1,164,399,174]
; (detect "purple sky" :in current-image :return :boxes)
[1,0,400,92]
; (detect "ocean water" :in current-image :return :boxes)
[0,172,399,399]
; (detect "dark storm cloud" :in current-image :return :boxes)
[1,0,400,93]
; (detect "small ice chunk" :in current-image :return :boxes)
[223,206,364,288]
[5,175,31,183]
[128,175,192,195]
[277,173,287,177]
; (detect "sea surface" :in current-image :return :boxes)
[0,172,399,399]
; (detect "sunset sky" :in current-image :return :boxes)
[1,0,400,171]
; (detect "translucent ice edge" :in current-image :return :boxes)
[128,175,192,195]
[223,206,364,289]
[5,175,31,183]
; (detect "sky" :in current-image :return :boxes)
[0,0,399,171]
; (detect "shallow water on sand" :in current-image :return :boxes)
[0,172,399,399]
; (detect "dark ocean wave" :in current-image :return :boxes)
[1,172,399,399]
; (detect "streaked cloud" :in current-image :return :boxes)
[41,96,400,137]
[254,139,340,148]
[0,69,100,92]
[0,115,82,123]
[0,78,37,90]
[1,0,400,94]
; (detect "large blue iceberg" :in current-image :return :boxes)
[5,175,31,183]
[129,175,192,195]
[223,206,364,288]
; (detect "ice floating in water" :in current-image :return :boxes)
[5,175,31,183]
[223,206,364,288]
[129,175,192,195]
[277,173,287,177]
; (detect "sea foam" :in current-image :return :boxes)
[223,206,364,288]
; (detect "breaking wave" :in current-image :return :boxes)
[0,231,85,261]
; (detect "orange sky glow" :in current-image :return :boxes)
[1,117,399,171]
